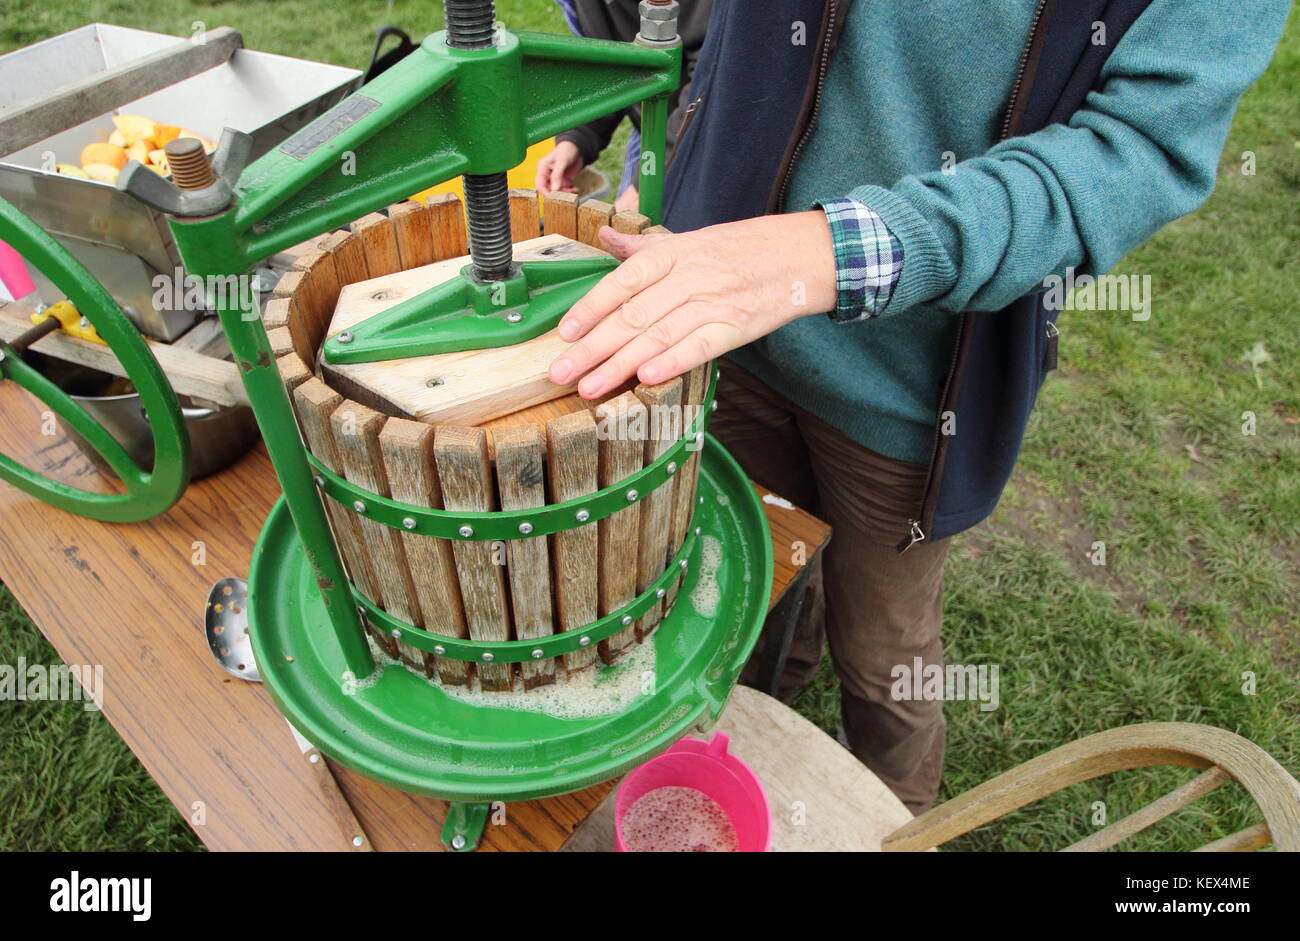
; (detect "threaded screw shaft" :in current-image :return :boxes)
[444,0,497,49]
[165,138,215,191]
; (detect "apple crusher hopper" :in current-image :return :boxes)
[0,0,771,851]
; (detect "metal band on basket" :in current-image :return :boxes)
[307,367,717,540]
[355,527,699,662]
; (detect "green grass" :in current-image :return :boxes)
[2,1,1297,851]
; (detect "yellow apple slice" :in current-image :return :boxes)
[82,163,121,184]
[55,163,89,179]
[112,114,157,147]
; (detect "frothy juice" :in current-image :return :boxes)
[620,785,739,852]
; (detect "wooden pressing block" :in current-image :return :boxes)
[321,233,610,428]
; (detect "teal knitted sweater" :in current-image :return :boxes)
[728,0,1289,462]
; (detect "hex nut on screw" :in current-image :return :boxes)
[638,0,679,42]
[337,331,354,344]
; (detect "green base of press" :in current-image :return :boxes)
[247,436,772,821]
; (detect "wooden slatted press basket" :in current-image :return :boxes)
[268,188,710,692]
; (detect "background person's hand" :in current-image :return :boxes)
[549,211,838,399]
[536,140,585,195]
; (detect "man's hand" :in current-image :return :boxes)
[536,140,585,196]
[549,212,838,399]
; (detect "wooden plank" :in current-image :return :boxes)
[322,234,609,426]
[577,199,614,248]
[546,411,600,674]
[594,392,645,661]
[434,426,513,691]
[265,325,295,359]
[261,296,292,331]
[276,352,313,396]
[611,210,650,236]
[290,379,384,622]
[170,316,229,359]
[378,419,470,685]
[0,298,247,406]
[494,423,556,689]
[0,27,243,157]
[633,377,683,638]
[542,190,579,239]
[425,192,468,261]
[665,363,709,608]
[291,249,341,355]
[389,200,436,270]
[319,229,369,289]
[508,188,541,243]
[331,402,425,668]
[350,212,402,279]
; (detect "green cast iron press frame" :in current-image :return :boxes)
[0,4,773,852]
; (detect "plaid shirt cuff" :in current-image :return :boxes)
[815,197,904,323]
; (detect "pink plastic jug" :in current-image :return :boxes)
[615,732,770,852]
[0,239,34,301]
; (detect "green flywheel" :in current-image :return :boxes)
[0,197,190,522]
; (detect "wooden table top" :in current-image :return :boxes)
[0,378,835,852]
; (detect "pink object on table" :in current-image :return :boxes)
[615,732,771,852]
[0,238,35,300]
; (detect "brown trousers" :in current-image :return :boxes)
[710,363,950,812]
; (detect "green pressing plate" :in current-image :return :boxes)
[247,435,771,803]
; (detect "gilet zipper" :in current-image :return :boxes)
[898,0,1051,553]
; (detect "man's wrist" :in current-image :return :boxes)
[815,197,905,322]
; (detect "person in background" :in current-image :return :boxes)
[536,0,711,212]
[548,0,1290,811]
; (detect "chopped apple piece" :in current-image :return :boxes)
[81,142,128,170]
[153,124,182,147]
[82,163,121,184]
[55,163,89,179]
[111,114,157,146]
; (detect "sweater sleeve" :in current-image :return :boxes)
[844,0,1289,318]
